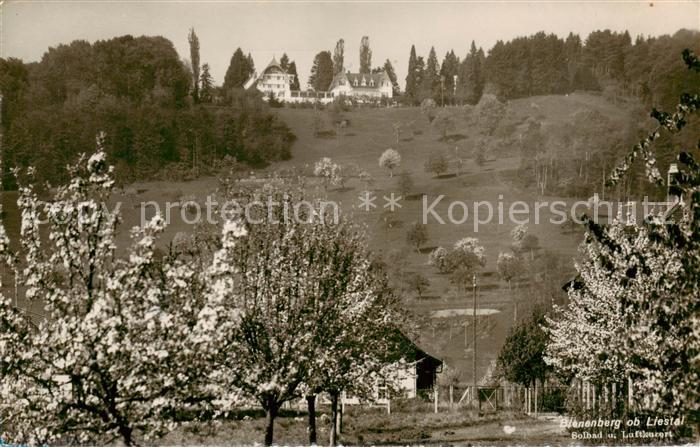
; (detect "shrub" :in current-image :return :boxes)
[425,152,449,177]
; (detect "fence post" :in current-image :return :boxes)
[592,384,597,410]
[434,387,438,413]
[526,387,530,414]
[627,376,633,410]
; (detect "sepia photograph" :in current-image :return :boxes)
[0,0,698,445]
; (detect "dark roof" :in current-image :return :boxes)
[388,330,443,366]
[261,57,287,75]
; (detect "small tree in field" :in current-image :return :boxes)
[406,273,430,298]
[0,140,199,446]
[314,157,342,191]
[428,246,451,273]
[497,252,520,288]
[511,224,539,259]
[433,109,456,141]
[406,221,428,252]
[448,238,486,289]
[497,307,550,388]
[425,151,449,177]
[379,148,401,177]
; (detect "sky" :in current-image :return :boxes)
[1,1,698,88]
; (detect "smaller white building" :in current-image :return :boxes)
[329,71,393,100]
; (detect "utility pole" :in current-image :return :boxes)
[440,75,445,107]
[472,273,478,408]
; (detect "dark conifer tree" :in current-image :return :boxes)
[309,51,333,91]
[421,46,440,102]
[359,36,372,74]
[333,39,345,75]
[383,59,400,96]
[405,45,420,105]
[224,48,255,89]
[288,61,301,91]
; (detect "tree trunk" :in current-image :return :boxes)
[329,390,340,446]
[119,425,135,447]
[264,400,279,446]
[307,394,317,445]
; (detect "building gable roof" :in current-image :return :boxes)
[262,57,288,75]
[330,71,389,90]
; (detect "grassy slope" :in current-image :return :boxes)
[1,92,629,385]
[268,92,627,385]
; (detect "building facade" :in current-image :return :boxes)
[244,57,294,100]
[328,71,394,100]
[246,59,394,104]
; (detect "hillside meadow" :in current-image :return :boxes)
[4,91,636,385]
[0,90,662,444]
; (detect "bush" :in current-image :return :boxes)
[425,152,449,177]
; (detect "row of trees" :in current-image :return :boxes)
[405,41,485,106]
[403,29,700,107]
[0,32,296,188]
[0,142,408,446]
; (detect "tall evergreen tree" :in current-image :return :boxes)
[246,53,255,73]
[405,45,420,104]
[199,62,214,103]
[460,41,485,104]
[279,53,290,71]
[223,48,254,90]
[420,46,440,102]
[188,28,200,102]
[383,59,400,96]
[439,50,460,105]
[359,36,372,74]
[564,32,583,88]
[333,39,345,74]
[288,61,301,90]
[415,56,426,101]
[309,51,334,91]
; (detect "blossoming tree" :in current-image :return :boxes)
[547,50,700,414]
[379,148,401,177]
[194,186,404,446]
[0,138,201,446]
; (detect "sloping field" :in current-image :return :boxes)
[1,92,632,385]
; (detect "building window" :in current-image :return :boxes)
[353,79,358,87]
[370,79,375,87]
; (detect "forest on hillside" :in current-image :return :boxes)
[404,29,700,110]
[1,29,699,188]
[0,34,295,189]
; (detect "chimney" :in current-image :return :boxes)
[667,163,681,204]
